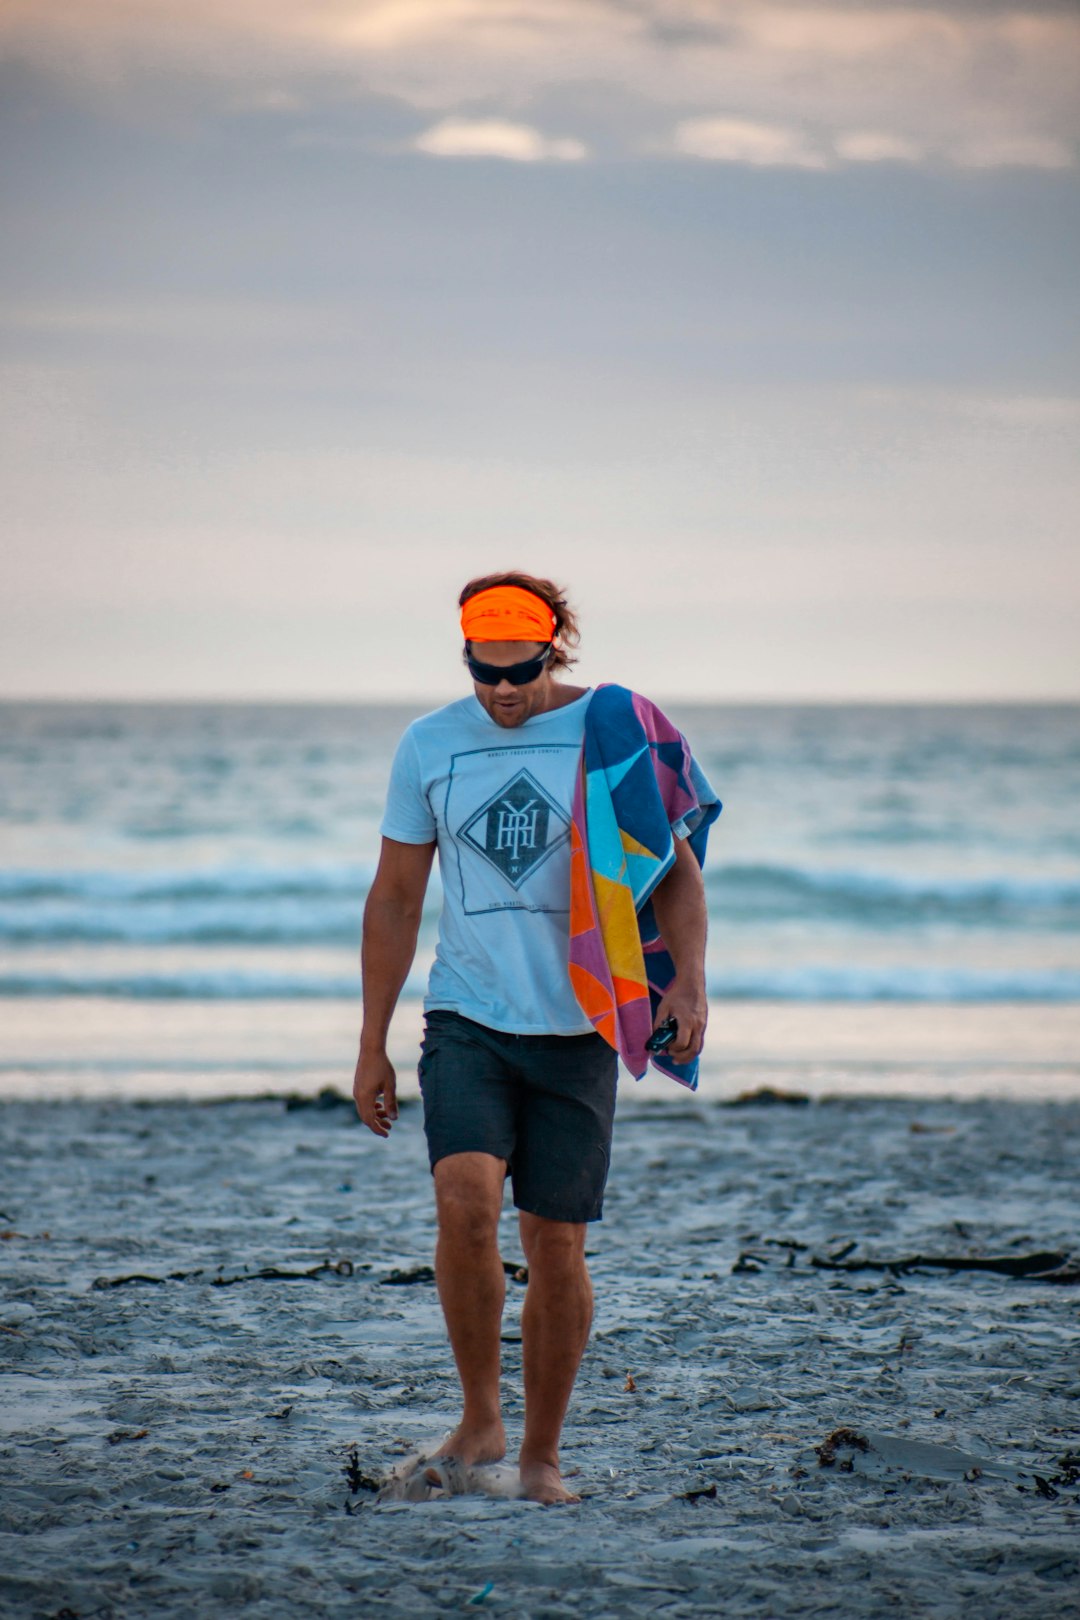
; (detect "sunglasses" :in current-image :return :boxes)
[466,644,553,687]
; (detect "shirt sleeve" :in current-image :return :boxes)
[378,726,437,844]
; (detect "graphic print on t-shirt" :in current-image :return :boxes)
[445,743,579,915]
[457,767,570,889]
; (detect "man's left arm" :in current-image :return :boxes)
[649,835,708,1064]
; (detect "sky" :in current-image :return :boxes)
[2,0,1078,701]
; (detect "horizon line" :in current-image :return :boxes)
[3,692,1079,708]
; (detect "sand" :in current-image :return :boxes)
[1,1084,1078,1618]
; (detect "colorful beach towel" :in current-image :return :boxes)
[568,684,722,1089]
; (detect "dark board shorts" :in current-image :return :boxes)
[417,1009,619,1224]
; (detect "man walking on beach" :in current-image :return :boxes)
[352,573,709,1504]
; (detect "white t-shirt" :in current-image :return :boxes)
[379,689,595,1034]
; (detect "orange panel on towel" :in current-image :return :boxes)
[568,962,613,1022]
[612,974,649,1008]
[569,822,595,939]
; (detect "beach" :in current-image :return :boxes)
[2,700,1078,1613]
[2,1075,1078,1618]
[7,0,1080,1598]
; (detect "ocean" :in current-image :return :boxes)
[2,700,1078,1097]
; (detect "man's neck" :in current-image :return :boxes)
[540,682,589,713]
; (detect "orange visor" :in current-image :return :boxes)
[460,585,557,643]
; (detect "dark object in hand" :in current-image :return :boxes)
[646,1016,678,1054]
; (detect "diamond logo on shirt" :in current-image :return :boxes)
[457,768,572,889]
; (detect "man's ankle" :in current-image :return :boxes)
[460,1410,504,1434]
[519,1443,560,1469]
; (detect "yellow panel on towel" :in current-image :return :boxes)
[592,870,647,986]
[619,828,660,862]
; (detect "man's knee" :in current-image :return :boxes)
[519,1212,587,1272]
[434,1152,506,1249]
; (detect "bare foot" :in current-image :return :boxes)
[431,1417,506,1469]
[519,1456,580,1505]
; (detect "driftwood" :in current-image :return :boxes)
[809,1249,1079,1284]
[379,1264,436,1286]
[729,1240,1079,1284]
[380,1260,528,1287]
[91,1259,355,1290]
[95,1254,526,1292]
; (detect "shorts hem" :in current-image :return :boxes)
[511,1193,605,1225]
[427,1144,510,1175]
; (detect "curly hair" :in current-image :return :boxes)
[458,571,581,673]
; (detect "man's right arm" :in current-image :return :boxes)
[353,836,436,1136]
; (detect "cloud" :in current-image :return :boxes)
[670,117,1074,173]
[1,1,1076,172]
[833,129,924,164]
[411,116,586,161]
[673,117,827,169]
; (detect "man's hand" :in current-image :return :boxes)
[652,975,708,1065]
[353,1048,399,1137]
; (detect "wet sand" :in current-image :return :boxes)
[2,1085,1078,1617]
[3,997,1080,1099]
